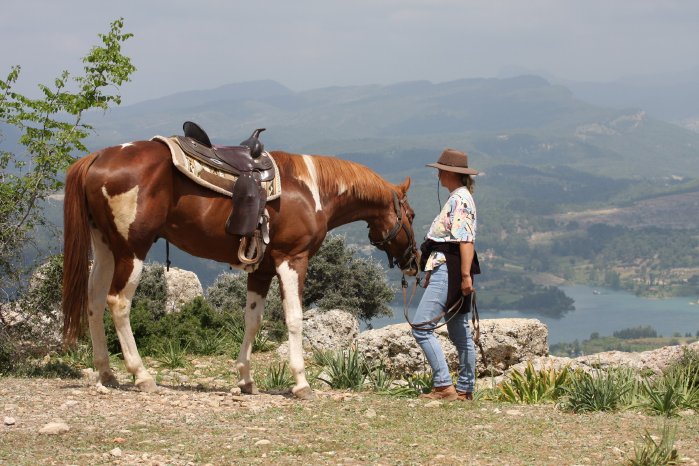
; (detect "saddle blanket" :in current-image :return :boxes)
[152,135,282,200]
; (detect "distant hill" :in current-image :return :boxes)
[84,75,699,179]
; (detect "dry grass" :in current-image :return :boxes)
[1,355,698,465]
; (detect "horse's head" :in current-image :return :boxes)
[369,177,420,276]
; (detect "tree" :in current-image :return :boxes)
[0,18,135,295]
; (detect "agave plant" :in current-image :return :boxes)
[498,362,572,404]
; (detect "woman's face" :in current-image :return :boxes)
[438,169,455,188]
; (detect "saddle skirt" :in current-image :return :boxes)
[152,135,282,200]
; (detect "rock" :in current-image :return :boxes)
[255,439,271,446]
[355,318,548,376]
[364,408,377,418]
[575,341,699,374]
[39,422,70,435]
[277,309,359,358]
[3,417,15,426]
[424,401,442,408]
[110,447,123,457]
[163,267,203,313]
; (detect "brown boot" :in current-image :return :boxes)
[419,385,458,401]
[456,390,473,401]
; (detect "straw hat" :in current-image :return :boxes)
[426,148,479,175]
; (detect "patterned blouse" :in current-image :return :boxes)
[424,186,477,271]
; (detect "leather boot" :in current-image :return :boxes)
[456,390,473,401]
[419,384,457,401]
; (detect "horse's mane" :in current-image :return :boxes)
[272,151,394,204]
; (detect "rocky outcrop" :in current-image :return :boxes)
[277,309,359,358]
[163,267,203,314]
[355,318,549,376]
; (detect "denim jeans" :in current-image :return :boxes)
[411,264,476,392]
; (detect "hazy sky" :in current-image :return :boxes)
[2,0,698,105]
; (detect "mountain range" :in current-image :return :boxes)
[84,74,699,180]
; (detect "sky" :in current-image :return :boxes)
[2,0,699,105]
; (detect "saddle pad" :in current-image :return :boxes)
[152,135,281,200]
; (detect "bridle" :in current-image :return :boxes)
[369,191,418,272]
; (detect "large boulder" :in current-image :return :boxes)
[277,309,360,358]
[355,318,549,376]
[163,267,203,313]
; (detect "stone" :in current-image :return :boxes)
[3,417,15,426]
[277,308,359,358]
[110,447,123,457]
[39,422,70,435]
[355,318,548,376]
[163,267,204,314]
[255,439,271,446]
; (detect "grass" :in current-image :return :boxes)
[628,423,680,466]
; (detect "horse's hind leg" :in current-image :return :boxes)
[106,255,156,392]
[236,272,273,395]
[86,229,118,386]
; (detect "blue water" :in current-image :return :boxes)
[370,285,699,344]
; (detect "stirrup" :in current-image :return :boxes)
[238,231,263,265]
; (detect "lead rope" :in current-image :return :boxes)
[402,276,488,368]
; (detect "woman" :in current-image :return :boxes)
[412,148,479,401]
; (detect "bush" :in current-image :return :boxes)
[105,296,245,357]
[561,368,636,413]
[305,235,394,323]
[497,362,572,404]
[628,424,679,466]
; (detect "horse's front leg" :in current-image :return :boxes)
[275,256,314,400]
[236,273,273,395]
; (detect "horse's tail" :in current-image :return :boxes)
[62,153,97,346]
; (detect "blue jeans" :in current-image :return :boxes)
[411,264,476,392]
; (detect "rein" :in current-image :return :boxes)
[401,276,488,368]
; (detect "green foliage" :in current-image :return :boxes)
[258,362,295,390]
[637,356,699,416]
[153,341,190,369]
[614,326,658,339]
[380,372,434,398]
[628,424,679,466]
[207,235,395,325]
[105,295,246,357]
[312,347,371,390]
[305,235,394,323]
[497,362,572,404]
[561,368,636,413]
[0,18,135,291]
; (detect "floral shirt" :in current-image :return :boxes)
[424,186,477,271]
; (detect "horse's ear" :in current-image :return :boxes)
[398,176,411,194]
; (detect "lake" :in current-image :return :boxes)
[370,284,699,344]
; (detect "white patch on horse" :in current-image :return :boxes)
[301,155,322,212]
[101,185,139,241]
[337,179,348,196]
[120,142,135,149]
[276,260,309,392]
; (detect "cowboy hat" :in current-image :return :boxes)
[426,148,479,175]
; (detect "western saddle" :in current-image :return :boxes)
[176,121,276,266]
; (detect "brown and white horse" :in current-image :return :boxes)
[62,140,418,399]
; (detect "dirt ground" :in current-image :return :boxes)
[1,369,698,466]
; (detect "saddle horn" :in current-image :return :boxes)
[240,128,266,158]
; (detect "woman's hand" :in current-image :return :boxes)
[461,275,474,295]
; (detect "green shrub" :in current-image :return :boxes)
[313,347,370,390]
[153,340,190,369]
[561,368,636,413]
[259,362,295,390]
[379,372,433,398]
[498,362,572,404]
[638,362,699,416]
[628,424,679,466]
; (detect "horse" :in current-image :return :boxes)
[62,138,419,399]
